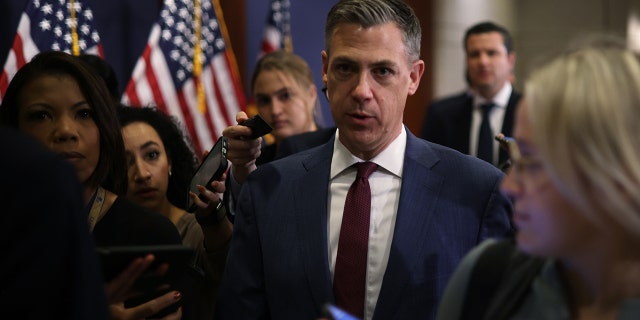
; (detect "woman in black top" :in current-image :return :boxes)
[0,51,183,320]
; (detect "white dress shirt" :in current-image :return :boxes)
[328,127,406,320]
[469,82,513,165]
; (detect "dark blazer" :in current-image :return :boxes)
[421,90,521,166]
[215,129,513,319]
[0,127,110,319]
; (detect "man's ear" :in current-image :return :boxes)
[408,59,425,96]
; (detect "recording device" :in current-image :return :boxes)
[97,245,194,317]
[323,303,361,320]
[241,114,273,139]
[97,244,194,292]
[186,136,228,213]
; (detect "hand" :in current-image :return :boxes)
[188,172,226,216]
[108,290,182,320]
[222,111,263,184]
[105,255,181,320]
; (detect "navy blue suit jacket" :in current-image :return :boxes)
[421,91,521,166]
[216,130,513,319]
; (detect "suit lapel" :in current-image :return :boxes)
[294,141,335,310]
[373,133,444,319]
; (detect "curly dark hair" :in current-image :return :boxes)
[0,51,127,195]
[118,106,199,210]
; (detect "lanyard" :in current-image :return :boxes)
[87,187,106,232]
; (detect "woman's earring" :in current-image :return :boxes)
[169,170,172,177]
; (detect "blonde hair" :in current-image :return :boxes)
[525,37,640,240]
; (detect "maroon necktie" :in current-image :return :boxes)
[333,161,378,318]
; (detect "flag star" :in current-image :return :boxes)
[56,10,64,21]
[72,2,82,12]
[179,8,189,20]
[41,3,53,15]
[162,29,172,41]
[84,9,93,20]
[64,33,72,44]
[80,24,90,35]
[92,31,100,42]
[173,36,184,47]
[215,38,224,50]
[34,0,41,8]
[170,50,181,61]
[79,39,87,50]
[52,42,60,50]
[58,0,64,5]
[209,19,218,30]
[176,22,185,33]
[54,26,63,37]
[177,70,185,81]
[39,19,52,31]
[65,17,77,29]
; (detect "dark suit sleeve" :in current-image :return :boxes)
[215,180,270,319]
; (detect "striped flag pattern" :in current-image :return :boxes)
[122,0,245,154]
[0,0,103,103]
[258,0,292,58]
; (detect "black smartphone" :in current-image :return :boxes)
[186,136,228,213]
[96,244,195,292]
[97,245,194,318]
[241,114,273,139]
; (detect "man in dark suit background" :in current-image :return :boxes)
[421,21,520,168]
[216,1,513,319]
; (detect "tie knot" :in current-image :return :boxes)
[481,103,495,115]
[354,162,378,179]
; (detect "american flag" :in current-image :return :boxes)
[122,0,245,155]
[258,0,292,58]
[0,0,103,103]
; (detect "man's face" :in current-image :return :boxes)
[465,31,515,99]
[322,22,424,160]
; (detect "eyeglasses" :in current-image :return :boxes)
[495,133,545,187]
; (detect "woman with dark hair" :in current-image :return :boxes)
[119,106,232,319]
[0,51,183,320]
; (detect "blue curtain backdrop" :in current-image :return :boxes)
[0,0,334,126]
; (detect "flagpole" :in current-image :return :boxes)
[194,0,206,114]
[69,0,80,55]
[212,0,245,95]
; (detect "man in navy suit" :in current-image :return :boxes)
[421,21,521,168]
[216,1,513,319]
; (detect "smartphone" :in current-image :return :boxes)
[186,136,228,213]
[96,244,195,292]
[323,303,360,320]
[241,114,273,139]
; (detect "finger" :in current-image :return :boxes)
[127,290,182,319]
[195,185,218,204]
[209,179,226,194]
[235,111,248,123]
[105,254,155,303]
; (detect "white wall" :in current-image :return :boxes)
[432,0,638,98]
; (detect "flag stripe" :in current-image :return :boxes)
[1,1,103,103]
[122,0,245,154]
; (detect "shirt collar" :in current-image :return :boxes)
[330,126,406,180]
[473,82,513,109]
